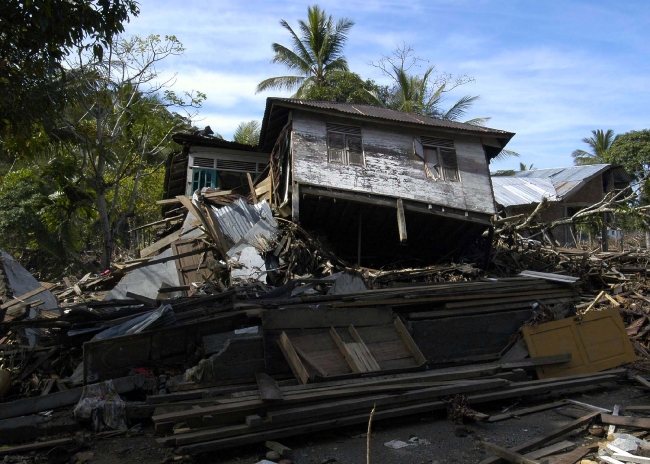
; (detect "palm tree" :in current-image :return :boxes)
[256,5,354,97]
[233,120,261,146]
[572,129,615,165]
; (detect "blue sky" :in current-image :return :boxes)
[123,0,649,170]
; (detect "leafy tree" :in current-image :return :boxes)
[233,121,261,146]
[52,34,204,269]
[301,72,385,105]
[520,162,534,171]
[256,5,354,97]
[604,130,650,180]
[572,129,616,165]
[372,45,489,125]
[0,0,139,139]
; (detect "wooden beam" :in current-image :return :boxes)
[396,198,407,243]
[478,412,600,464]
[125,247,210,271]
[487,401,567,422]
[139,229,182,258]
[278,332,309,385]
[291,182,299,223]
[0,438,75,456]
[247,173,258,204]
[478,441,546,464]
[255,373,283,401]
[0,287,47,310]
[601,413,650,429]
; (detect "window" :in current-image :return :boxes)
[326,123,364,167]
[420,136,459,182]
[192,168,217,191]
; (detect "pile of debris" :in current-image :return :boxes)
[2,186,650,462]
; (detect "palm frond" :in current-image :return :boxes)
[270,43,312,74]
[323,56,349,73]
[233,120,261,146]
[463,116,490,126]
[492,149,520,162]
[442,95,480,121]
[256,75,306,93]
[292,76,318,99]
[279,20,314,67]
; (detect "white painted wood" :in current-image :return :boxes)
[290,111,496,215]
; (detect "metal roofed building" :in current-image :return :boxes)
[492,164,632,246]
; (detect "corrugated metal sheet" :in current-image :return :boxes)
[491,177,558,207]
[269,98,515,136]
[514,164,609,184]
[210,199,276,246]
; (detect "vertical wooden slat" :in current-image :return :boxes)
[396,198,407,243]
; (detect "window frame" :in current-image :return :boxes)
[326,124,365,167]
[420,137,460,182]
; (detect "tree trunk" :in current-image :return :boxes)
[96,190,112,270]
[646,229,650,250]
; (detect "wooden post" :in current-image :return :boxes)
[396,198,407,243]
[292,182,300,223]
[601,212,609,252]
[357,213,362,267]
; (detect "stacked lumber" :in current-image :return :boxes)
[151,359,625,454]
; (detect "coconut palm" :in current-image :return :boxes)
[572,129,616,165]
[256,5,354,97]
[233,120,261,146]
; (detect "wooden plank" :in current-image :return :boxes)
[203,190,233,199]
[551,444,599,464]
[17,347,59,382]
[256,373,283,401]
[262,307,394,330]
[292,182,299,222]
[394,318,426,365]
[348,325,380,371]
[245,415,262,427]
[601,413,650,429]
[487,401,567,422]
[0,438,75,456]
[156,198,182,205]
[478,441,545,464]
[0,287,47,310]
[293,345,327,377]
[125,247,210,271]
[478,412,601,464]
[396,198,407,243]
[611,454,650,464]
[522,441,574,460]
[634,375,650,390]
[523,308,638,379]
[139,229,182,258]
[0,376,141,420]
[278,332,309,385]
[330,327,364,373]
[247,173,258,204]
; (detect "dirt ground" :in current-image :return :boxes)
[70,380,648,464]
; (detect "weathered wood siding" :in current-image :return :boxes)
[291,111,496,214]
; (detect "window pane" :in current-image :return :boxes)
[440,149,459,181]
[347,135,363,153]
[327,132,345,150]
[424,147,441,179]
[329,148,345,164]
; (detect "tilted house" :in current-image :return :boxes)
[491,164,632,246]
[166,98,516,265]
[259,98,514,265]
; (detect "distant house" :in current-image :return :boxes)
[491,164,632,246]
[166,98,516,265]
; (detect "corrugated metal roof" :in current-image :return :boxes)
[514,164,610,184]
[209,199,276,246]
[268,98,515,136]
[493,164,632,207]
[491,177,559,207]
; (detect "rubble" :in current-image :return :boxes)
[2,181,650,462]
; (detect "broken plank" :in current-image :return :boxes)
[278,332,309,385]
[139,229,183,258]
[634,375,650,390]
[0,287,47,310]
[396,198,407,243]
[522,440,574,460]
[478,441,546,464]
[256,373,283,401]
[550,444,599,464]
[601,413,650,429]
[478,412,601,464]
[262,307,394,330]
[609,404,620,436]
[487,401,567,422]
[0,438,75,456]
[126,247,210,271]
[612,454,650,464]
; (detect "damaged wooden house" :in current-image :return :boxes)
[165,98,516,266]
[491,164,632,247]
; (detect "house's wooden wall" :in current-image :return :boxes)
[291,111,497,215]
[565,175,606,206]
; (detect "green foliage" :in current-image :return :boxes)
[0,0,139,138]
[256,5,354,97]
[301,72,385,105]
[233,121,261,146]
[572,129,616,165]
[604,129,650,178]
